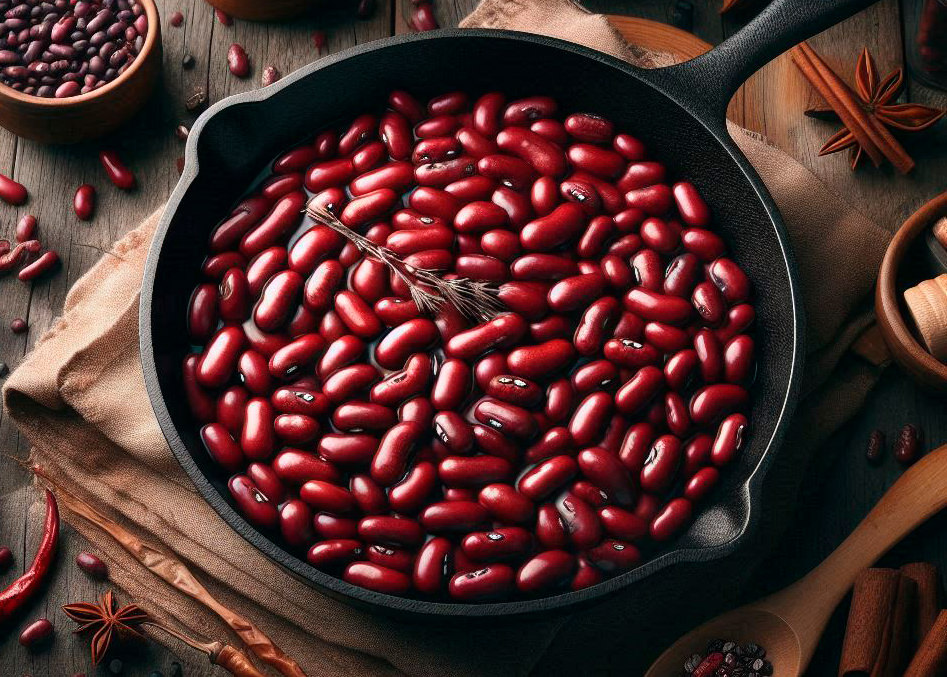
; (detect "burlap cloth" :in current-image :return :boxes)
[3,0,893,674]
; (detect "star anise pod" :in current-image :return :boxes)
[806,47,945,169]
[63,590,149,664]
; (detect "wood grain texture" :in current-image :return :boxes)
[0,1,944,675]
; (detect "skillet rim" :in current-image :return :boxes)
[140,28,805,619]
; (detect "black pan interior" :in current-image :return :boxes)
[142,31,802,619]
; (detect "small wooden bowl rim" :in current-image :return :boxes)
[876,191,947,387]
[0,0,160,110]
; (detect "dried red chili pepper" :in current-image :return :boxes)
[0,489,59,622]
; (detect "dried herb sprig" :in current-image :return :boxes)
[305,201,505,322]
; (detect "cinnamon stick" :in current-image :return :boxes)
[901,563,942,647]
[883,574,918,677]
[839,568,916,677]
[905,610,947,677]
[791,42,915,174]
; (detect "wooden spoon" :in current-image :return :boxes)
[645,442,947,676]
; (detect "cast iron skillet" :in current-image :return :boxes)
[141,0,875,619]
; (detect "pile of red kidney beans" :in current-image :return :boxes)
[184,89,756,602]
[0,0,148,98]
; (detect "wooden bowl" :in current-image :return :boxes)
[0,0,162,144]
[205,0,314,21]
[876,191,947,390]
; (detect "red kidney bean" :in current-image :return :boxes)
[183,354,216,423]
[262,173,304,200]
[542,379,574,424]
[547,272,606,313]
[644,322,690,353]
[349,162,413,198]
[492,186,535,227]
[445,176,497,203]
[226,43,250,78]
[567,144,624,178]
[416,114,458,138]
[18,618,53,648]
[318,434,378,467]
[300,480,357,514]
[577,216,613,257]
[474,352,509,392]
[271,385,327,418]
[318,335,366,378]
[571,480,609,507]
[605,339,659,370]
[496,127,567,177]
[0,173,27,205]
[413,137,461,165]
[681,228,726,262]
[503,96,557,126]
[96,150,136,191]
[313,515,358,541]
[289,226,344,277]
[73,184,95,220]
[455,254,509,282]
[515,550,575,593]
[462,527,532,562]
[344,562,411,595]
[571,297,619,356]
[453,200,509,233]
[196,326,244,388]
[274,413,320,444]
[475,399,538,440]
[712,413,748,467]
[692,280,726,326]
[428,358,470,411]
[470,92,504,136]
[624,288,693,325]
[663,350,697,393]
[371,354,432,407]
[535,504,569,550]
[624,184,673,215]
[530,119,570,145]
[371,421,423,486]
[530,176,560,216]
[277,500,314,549]
[629,249,662,292]
[308,539,363,568]
[334,291,382,339]
[564,113,614,143]
[694,328,724,383]
[473,424,520,463]
[517,455,577,501]
[218,269,249,322]
[684,466,720,503]
[478,483,534,524]
[333,402,396,432]
[672,182,711,227]
[680,434,712,477]
[239,192,307,258]
[555,493,602,549]
[305,158,355,194]
[601,255,634,291]
[445,313,527,360]
[650,497,692,541]
[510,254,578,282]
[244,248,284,299]
[477,154,536,190]
[519,203,585,252]
[375,297,422,327]
[612,133,646,161]
[201,423,244,473]
[15,214,36,244]
[239,397,275,460]
[617,422,656,475]
[389,90,425,124]
[571,361,618,395]
[420,501,488,533]
[390,461,437,514]
[598,505,648,541]
[664,391,691,437]
[187,284,218,343]
[217,386,249,435]
[577,447,634,506]
[339,188,398,229]
[571,556,604,590]
[415,156,478,187]
[455,127,497,159]
[485,375,542,408]
[374,319,438,369]
[612,313,646,342]
[412,537,452,595]
[690,384,749,426]
[716,303,756,343]
[617,161,665,192]
[301,261,343,312]
[723,335,755,384]
[507,339,575,379]
[400,396,435,428]
[338,114,377,156]
[351,474,389,516]
[568,392,613,447]
[663,253,700,298]
[570,171,624,215]
[432,411,474,455]
[440,455,513,488]
[709,258,751,304]
[587,539,641,572]
[247,462,286,504]
[238,350,272,395]
[449,565,515,601]
[268,334,325,380]
[254,270,303,332]
[377,110,412,161]
[229,475,278,528]
[530,314,572,343]
[639,434,682,493]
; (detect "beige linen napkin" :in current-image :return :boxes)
[4,1,891,675]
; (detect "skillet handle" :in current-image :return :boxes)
[651,0,880,120]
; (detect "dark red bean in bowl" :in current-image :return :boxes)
[182,89,756,603]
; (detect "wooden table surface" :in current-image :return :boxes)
[0,1,944,675]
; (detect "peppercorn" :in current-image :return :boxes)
[10,317,27,334]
